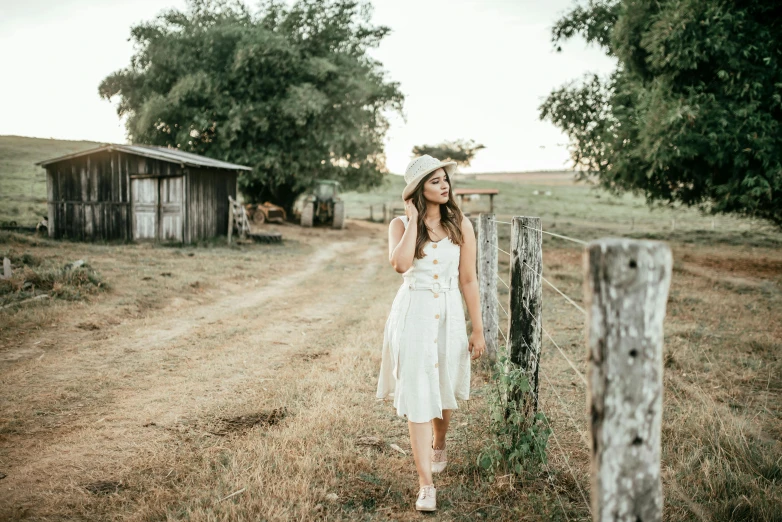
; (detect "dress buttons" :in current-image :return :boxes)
[435,314,440,319]
[433,293,439,298]
[433,259,439,265]
[433,274,439,280]
[434,363,439,368]
[432,243,438,249]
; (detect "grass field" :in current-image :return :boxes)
[0,136,100,225]
[0,136,780,520]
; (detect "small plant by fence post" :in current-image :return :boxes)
[477,213,498,364]
[508,216,542,419]
[477,215,551,478]
[584,239,672,522]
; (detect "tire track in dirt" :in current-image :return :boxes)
[0,238,389,515]
[0,240,350,412]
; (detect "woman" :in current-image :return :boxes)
[376,154,486,512]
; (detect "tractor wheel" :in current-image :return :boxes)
[250,207,266,226]
[332,201,345,229]
[301,202,314,227]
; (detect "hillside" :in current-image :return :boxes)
[0,135,101,225]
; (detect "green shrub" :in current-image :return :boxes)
[478,354,551,477]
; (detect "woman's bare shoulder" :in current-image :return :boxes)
[389,216,406,232]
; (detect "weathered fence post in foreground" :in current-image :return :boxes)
[584,239,672,522]
[508,216,542,418]
[477,214,498,364]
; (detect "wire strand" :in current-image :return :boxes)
[520,301,588,386]
[540,369,590,447]
[496,246,511,256]
[521,225,588,245]
[497,275,510,290]
[491,219,588,245]
[496,298,509,318]
[546,410,593,515]
[522,261,586,316]
[489,308,508,344]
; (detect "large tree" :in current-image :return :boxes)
[100,0,404,213]
[540,0,782,226]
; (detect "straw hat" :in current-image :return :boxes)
[402,155,457,200]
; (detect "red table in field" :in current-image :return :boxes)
[453,188,499,213]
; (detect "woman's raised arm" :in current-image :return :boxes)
[389,216,417,273]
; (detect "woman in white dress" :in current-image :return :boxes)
[376,155,486,512]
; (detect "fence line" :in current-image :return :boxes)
[539,369,590,447]
[522,260,587,316]
[494,219,588,245]
[508,307,589,518]
[520,299,588,387]
[544,404,593,515]
[477,213,672,521]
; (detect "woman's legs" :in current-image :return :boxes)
[408,409,453,485]
[408,420,433,487]
[432,409,452,450]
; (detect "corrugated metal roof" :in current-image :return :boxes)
[36,143,252,171]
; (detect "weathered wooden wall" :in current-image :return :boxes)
[46,152,236,243]
[46,151,186,241]
[185,168,236,243]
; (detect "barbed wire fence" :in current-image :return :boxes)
[477,214,673,521]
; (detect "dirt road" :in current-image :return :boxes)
[2,221,472,520]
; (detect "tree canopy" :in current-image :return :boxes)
[412,139,486,168]
[99,0,404,212]
[540,0,782,226]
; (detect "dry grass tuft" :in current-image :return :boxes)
[209,408,288,436]
[0,249,108,309]
[84,480,126,495]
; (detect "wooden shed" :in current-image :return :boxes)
[36,144,252,244]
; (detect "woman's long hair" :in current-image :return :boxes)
[406,170,465,259]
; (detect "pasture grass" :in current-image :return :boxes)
[0,135,99,225]
[0,136,780,519]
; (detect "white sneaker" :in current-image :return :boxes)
[415,484,437,511]
[431,447,447,473]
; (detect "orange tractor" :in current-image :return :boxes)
[245,201,287,225]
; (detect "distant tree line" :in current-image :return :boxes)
[412,139,485,168]
[540,0,782,226]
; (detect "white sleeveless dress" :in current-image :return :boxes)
[376,215,471,423]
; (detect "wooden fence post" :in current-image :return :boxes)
[227,197,234,244]
[477,214,498,364]
[584,239,672,522]
[508,216,542,419]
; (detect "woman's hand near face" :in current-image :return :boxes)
[404,198,418,222]
[389,199,418,273]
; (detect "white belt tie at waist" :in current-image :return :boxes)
[403,275,459,294]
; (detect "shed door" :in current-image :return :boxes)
[132,178,157,240]
[159,176,183,241]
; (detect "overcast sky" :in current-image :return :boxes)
[0,0,615,174]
